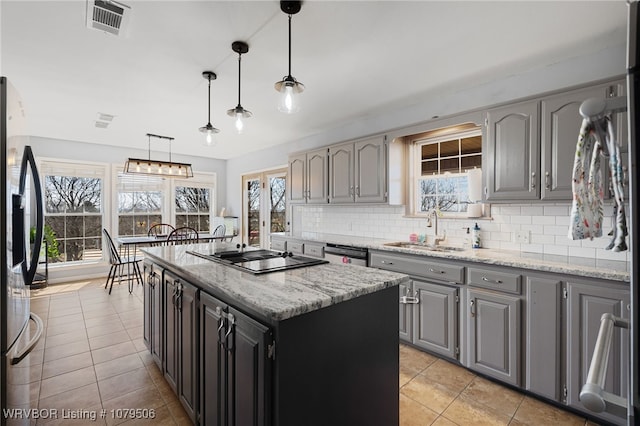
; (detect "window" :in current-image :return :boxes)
[412,127,482,215]
[175,185,211,232]
[42,161,106,264]
[117,172,164,236]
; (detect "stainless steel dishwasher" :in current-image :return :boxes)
[324,243,368,266]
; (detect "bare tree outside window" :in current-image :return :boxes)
[175,186,210,232]
[44,175,103,263]
[270,177,286,233]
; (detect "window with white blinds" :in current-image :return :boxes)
[40,160,106,264]
[116,171,165,236]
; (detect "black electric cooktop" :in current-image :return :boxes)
[187,248,328,274]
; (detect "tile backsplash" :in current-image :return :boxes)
[292,202,630,263]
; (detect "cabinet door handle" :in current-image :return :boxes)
[470,299,475,317]
[429,268,445,274]
[531,172,536,189]
[224,313,235,352]
[482,276,503,285]
[349,186,354,196]
[545,171,550,190]
[355,186,360,197]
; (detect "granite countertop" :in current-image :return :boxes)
[273,233,630,282]
[142,242,409,323]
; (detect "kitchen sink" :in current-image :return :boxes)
[383,242,467,252]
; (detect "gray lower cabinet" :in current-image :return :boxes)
[412,280,458,359]
[372,250,461,361]
[566,280,630,425]
[398,281,413,343]
[163,271,197,423]
[200,291,272,426]
[525,276,562,401]
[143,260,162,368]
[466,288,521,386]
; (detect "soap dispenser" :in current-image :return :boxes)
[472,223,481,249]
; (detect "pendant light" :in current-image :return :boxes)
[274,0,304,114]
[199,71,220,146]
[227,41,252,134]
[124,133,194,178]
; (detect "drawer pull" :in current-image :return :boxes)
[482,277,503,285]
[429,268,445,274]
[381,260,393,265]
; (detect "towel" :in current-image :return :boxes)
[568,115,628,251]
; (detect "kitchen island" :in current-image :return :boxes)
[141,242,409,426]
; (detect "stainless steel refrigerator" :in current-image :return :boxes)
[1,77,45,424]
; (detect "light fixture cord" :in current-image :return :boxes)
[237,53,242,106]
[207,75,212,123]
[287,13,292,77]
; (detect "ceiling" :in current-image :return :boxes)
[0,1,628,160]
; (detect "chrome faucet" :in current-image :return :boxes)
[434,230,447,246]
[426,209,446,245]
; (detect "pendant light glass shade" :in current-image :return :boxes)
[275,1,304,114]
[199,71,220,146]
[227,41,252,134]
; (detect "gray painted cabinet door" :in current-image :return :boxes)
[177,281,197,423]
[399,281,413,343]
[288,153,306,204]
[329,142,355,203]
[485,100,540,201]
[525,277,562,401]
[306,148,328,203]
[540,85,612,200]
[143,261,163,368]
[566,281,629,425]
[413,280,458,359]
[467,288,521,386]
[354,136,386,203]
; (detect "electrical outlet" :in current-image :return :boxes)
[515,230,530,244]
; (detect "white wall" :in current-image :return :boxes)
[226,43,627,257]
[28,136,227,207]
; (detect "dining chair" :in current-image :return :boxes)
[103,228,143,294]
[212,224,226,241]
[148,223,175,246]
[167,226,200,245]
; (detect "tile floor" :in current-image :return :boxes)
[26,278,601,426]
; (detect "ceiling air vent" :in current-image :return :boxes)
[86,0,131,37]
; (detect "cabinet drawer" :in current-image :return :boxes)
[288,241,304,255]
[271,239,287,251]
[304,243,324,258]
[467,267,521,294]
[370,252,464,284]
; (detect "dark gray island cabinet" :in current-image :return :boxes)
[141,244,408,426]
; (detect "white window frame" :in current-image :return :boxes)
[111,166,217,237]
[39,158,110,266]
[408,127,482,217]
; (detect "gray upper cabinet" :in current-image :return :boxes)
[354,137,386,203]
[485,99,540,201]
[485,78,625,202]
[288,148,328,204]
[329,135,387,204]
[566,280,629,425]
[328,142,354,203]
[466,288,521,386]
[540,83,618,200]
